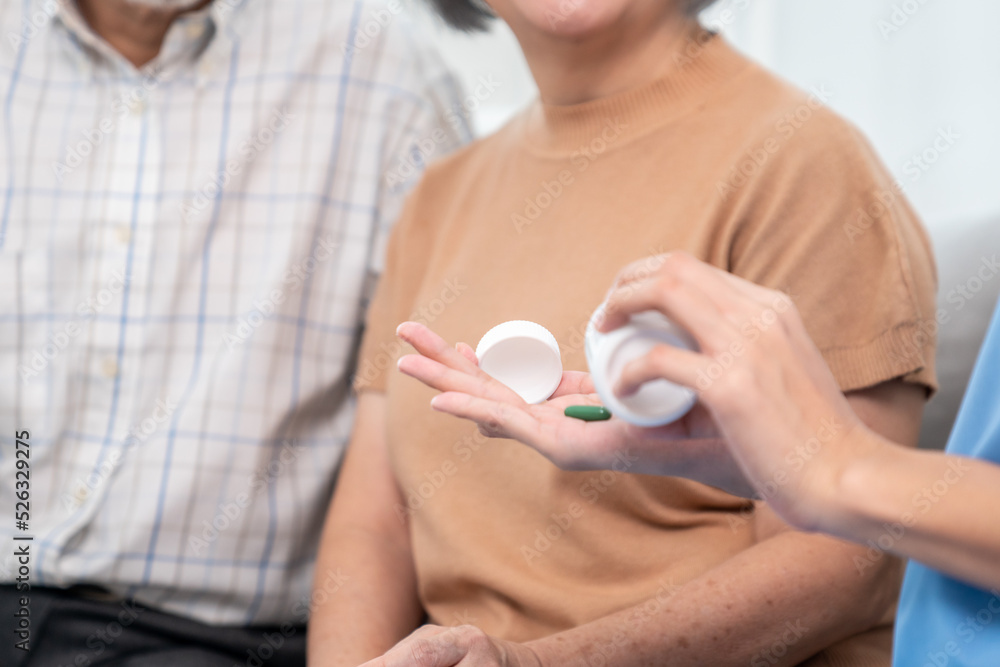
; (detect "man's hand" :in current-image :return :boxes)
[395,322,754,496]
[358,625,543,667]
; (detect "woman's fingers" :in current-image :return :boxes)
[397,322,481,375]
[715,265,787,306]
[614,343,709,398]
[370,626,466,667]
[430,392,623,471]
[612,252,779,308]
[549,371,597,398]
[397,322,527,403]
[397,354,483,396]
[430,392,542,443]
[398,354,523,404]
[455,341,478,366]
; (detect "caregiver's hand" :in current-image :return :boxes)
[600,252,872,529]
[395,321,755,496]
[357,625,542,667]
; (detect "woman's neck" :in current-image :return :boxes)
[514,12,701,106]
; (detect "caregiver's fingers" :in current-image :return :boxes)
[397,322,482,376]
[608,253,672,292]
[614,343,710,398]
[714,266,789,307]
[601,254,780,336]
[600,274,737,353]
[608,252,764,305]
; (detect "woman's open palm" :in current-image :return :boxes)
[395,322,750,493]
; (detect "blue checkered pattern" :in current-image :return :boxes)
[0,0,470,625]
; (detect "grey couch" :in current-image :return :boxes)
[919,218,1000,449]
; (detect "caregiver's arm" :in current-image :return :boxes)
[813,416,1000,592]
[307,392,424,666]
[607,253,1000,591]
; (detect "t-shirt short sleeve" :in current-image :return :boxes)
[728,110,938,394]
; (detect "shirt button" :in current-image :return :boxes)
[74,486,90,502]
[185,22,204,39]
[101,358,120,378]
[116,225,131,245]
[128,97,146,116]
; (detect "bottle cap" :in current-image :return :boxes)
[475,320,563,404]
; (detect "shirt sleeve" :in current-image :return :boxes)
[354,182,437,394]
[365,24,472,306]
[354,16,472,393]
[726,108,939,394]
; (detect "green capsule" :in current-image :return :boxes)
[564,405,612,422]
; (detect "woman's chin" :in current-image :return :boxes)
[499,0,637,39]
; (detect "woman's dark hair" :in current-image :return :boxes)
[687,0,720,13]
[427,0,721,32]
[427,0,495,32]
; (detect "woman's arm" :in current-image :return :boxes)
[357,381,920,667]
[307,392,424,666]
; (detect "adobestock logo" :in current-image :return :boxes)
[694,292,795,392]
[60,397,178,511]
[222,233,338,351]
[845,126,959,244]
[340,0,404,57]
[751,620,810,667]
[188,441,304,555]
[878,0,935,40]
[520,450,637,564]
[52,66,164,183]
[7,0,57,52]
[854,457,971,575]
[354,278,468,390]
[921,590,1000,667]
[716,86,833,202]
[180,107,295,223]
[18,267,132,383]
[512,117,627,234]
[384,76,502,192]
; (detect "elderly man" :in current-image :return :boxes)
[0,0,468,664]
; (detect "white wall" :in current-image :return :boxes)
[415,0,1000,231]
[408,3,536,136]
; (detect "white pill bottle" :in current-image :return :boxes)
[585,306,698,427]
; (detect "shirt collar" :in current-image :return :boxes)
[45,0,247,74]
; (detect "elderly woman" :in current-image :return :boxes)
[308,1,938,665]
